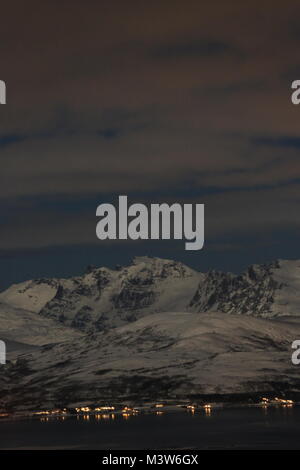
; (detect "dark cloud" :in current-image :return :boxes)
[0,134,26,148]
[150,39,238,60]
[253,136,300,148]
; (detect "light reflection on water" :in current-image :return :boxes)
[2,406,300,450]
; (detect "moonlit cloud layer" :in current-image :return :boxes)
[1,1,300,286]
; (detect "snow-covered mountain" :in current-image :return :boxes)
[0,257,202,332]
[189,259,300,317]
[1,257,300,411]
[2,312,300,411]
[1,258,300,340]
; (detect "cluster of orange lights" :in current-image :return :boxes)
[122,406,140,418]
[34,408,67,416]
[75,405,115,413]
[186,404,212,414]
[35,404,141,420]
[261,397,294,407]
[75,406,92,413]
[94,406,115,411]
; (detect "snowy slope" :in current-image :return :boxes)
[2,312,300,411]
[271,260,300,315]
[189,259,300,317]
[0,302,82,346]
[0,280,58,313]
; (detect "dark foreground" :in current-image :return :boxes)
[1,406,300,450]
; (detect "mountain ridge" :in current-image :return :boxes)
[1,257,300,337]
[0,256,202,332]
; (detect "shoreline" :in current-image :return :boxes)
[0,397,297,422]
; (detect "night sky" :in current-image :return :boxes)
[1,1,300,289]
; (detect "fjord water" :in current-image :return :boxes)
[1,407,300,450]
